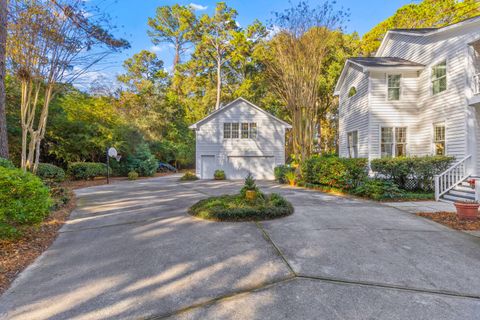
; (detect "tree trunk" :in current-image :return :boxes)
[0,0,8,159]
[173,42,180,70]
[215,55,222,110]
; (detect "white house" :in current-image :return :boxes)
[334,16,480,202]
[189,98,291,180]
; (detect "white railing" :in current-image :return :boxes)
[434,155,472,201]
[474,73,480,95]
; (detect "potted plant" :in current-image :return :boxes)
[454,200,479,221]
[285,171,296,187]
[214,169,226,180]
[243,173,258,200]
[468,178,476,189]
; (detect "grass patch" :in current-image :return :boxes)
[189,193,293,221]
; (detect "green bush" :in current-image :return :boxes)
[240,173,260,197]
[274,165,295,183]
[0,167,53,238]
[68,162,108,180]
[370,156,454,191]
[214,169,226,180]
[36,163,66,182]
[301,155,368,190]
[128,171,139,180]
[352,179,404,201]
[0,157,15,169]
[189,193,293,221]
[124,144,158,177]
[180,171,198,181]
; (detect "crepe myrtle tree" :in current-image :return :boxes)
[7,0,129,172]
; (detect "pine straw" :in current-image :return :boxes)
[0,190,76,295]
[417,211,480,231]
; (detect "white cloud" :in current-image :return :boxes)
[189,3,208,11]
[150,45,164,53]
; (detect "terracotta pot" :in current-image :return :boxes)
[454,202,479,221]
[245,190,256,200]
[289,181,295,187]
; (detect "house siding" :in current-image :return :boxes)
[194,100,287,179]
[338,64,370,158]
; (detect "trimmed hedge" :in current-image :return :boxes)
[274,165,295,183]
[128,171,139,180]
[352,179,404,200]
[370,155,454,191]
[0,167,52,238]
[68,162,108,180]
[36,163,66,182]
[214,169,226,180]
[180,171,198,181]
[301,155,368,190]
[189,193,293,221]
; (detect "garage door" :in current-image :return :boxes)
[228,156,275,180]
[201,155,216,179]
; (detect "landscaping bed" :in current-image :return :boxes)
[417,211,480,231]
[0,188,76,295]
[189,193,293,221]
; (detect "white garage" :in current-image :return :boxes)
[189,98,291,180]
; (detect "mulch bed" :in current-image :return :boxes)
[0,189,76,295]
[417,211,480,231]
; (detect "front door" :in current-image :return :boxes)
[201,155,216,179]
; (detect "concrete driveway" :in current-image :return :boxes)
[1,174,480,319]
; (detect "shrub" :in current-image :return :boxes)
[284,171,296,186]
[352,179,404,201]
[189,193,293,221]
[274,165,294,184]
[240,173,259,197]
[68,162,108,180]
[300,155,368,190]
[180,171,199,181]
[124,144,158,177]
[36,163,66,183]
[0,167,52,238]
[0,157,15,169]
[214,169,226,180]
[128,171,139,180]
[370,155,454,191]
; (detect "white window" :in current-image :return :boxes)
[347,131,358,158]
[387,74,401,101]
[381,127,407,158]
[223,123,232,139]
[249,123,257,139]
[434,124,446,155]
[348,86,357,98]
[231,123,239,139]
[241,123,249,139]
[432,61,447,95]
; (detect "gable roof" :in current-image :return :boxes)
[334,57,424,95]
[376,15,480,57]
[188,97,292,130]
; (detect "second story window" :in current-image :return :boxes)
[348,86,357,98]
[231,123,239,139]
[241,123,249,139]
[432,61,447,95]
[223,123,232,139]
[387,74,401,101]
[224,122,257,139]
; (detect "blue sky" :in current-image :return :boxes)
[85,0,413,85]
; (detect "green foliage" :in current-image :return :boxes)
[301,155,368,190]
[214,169,226,180]
[284,171,296,185]
[36,163,66,182]
[0,157,15,169]
[189,193,293,221]
[0,167,52,238]
[370,156,454,191]
[128,171,139,180]
[68,162,108,180]
[123,144,158,177]
[240,172,259,197]
[274,165,295,184]
[180,171,198,181]
[361,0,480,55]
[352,179,404,201]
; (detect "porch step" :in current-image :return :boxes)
[440,180,477,203]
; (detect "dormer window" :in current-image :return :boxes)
[387,74,401,101]
[348,86,357,98]
[432,61,447,95]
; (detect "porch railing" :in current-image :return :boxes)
[434,155,472,201]
[474,73,480,95]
